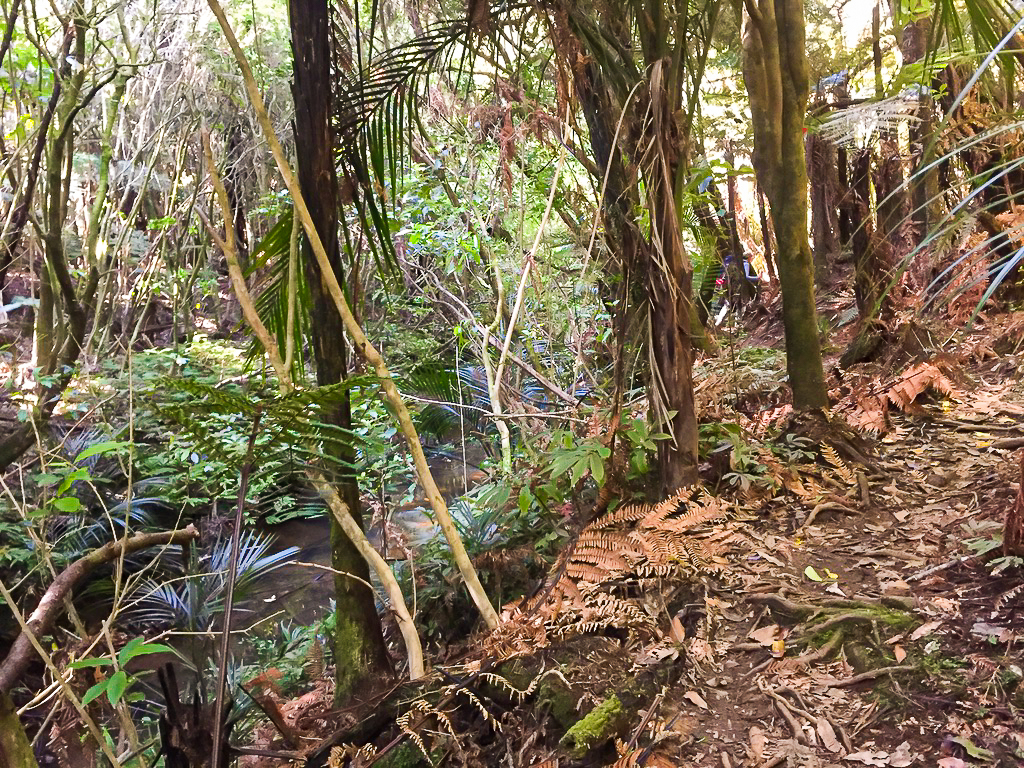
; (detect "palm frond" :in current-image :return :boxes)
[330,2,533,273]
[815,96,923,147]
[245,208,312,384]
[119,530,298,631]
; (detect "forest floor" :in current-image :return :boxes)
[241,300,1024,768]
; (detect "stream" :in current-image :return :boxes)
[248,450,490,626]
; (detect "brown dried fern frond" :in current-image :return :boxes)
[591,486,694,530]
[821,444,856,486]
[327,744,377,768]
[499,488,730,647]
[886,360,957,412]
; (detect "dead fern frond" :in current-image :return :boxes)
[886,361,956,411]
[821,444,856,486]
[501,489,731,647]
[996,582,1024,610]
[451,688,501,730]
[397,700,446,765]
[327,743,377,768]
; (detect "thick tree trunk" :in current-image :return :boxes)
[874,137,906,257]
[742,0,828,410]
[0,691,40,768]
[901,18,941,240]
[806,131,840,284]
[564,43,698,492]
[850,150,884,320]
[841,150,894,367]
[288,0,390,700]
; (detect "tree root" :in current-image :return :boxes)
[822,664,915,689]
[798,502,859,532]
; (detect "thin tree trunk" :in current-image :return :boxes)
[288,0,390,699]
[836,145,853,247]
[756,182,777,280]
[742,0,828,410]
[806,131,840,284]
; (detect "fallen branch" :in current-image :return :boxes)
[992,437,1024,450]
[799,502,858,532]
[804,612,875,636]
[822,664,915,689]
[746,593,817,619]
[0,525,199,693]
[906,555,975,582]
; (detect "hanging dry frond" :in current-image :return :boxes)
[451,687,501,730]
[396,703,433,764]
[327,743,377,768]
[816,96,922,147]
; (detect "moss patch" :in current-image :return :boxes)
[560,694,627,758]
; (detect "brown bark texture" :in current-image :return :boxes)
[554,6,699,492]
[288,0,390,698]
[0,690,40,768]
[806,131,840,283]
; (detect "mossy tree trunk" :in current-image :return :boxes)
[0,691,39,768]
[288,0,390,700]
[741,0,828,410]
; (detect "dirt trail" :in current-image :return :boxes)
[242,317,1024,768]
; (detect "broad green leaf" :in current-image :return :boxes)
[75,441,130,463]
[69,658,113,669]
[52,497,81,513]
[518,487,532,516]
[118,638,173,665]
[81,679,109,706]
[548,453,578,478]
[106,670,129,707]
[570,457,588,487]
[589,454,605,487]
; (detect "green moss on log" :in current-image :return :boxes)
[560,694,627,757]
